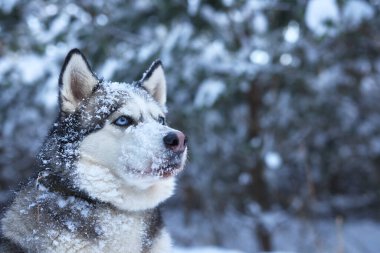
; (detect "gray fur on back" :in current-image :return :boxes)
[0,237,25,253]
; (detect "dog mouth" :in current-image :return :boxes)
[155,163,183,178]
[150,151,186,178]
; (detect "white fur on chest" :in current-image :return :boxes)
[48,210,146,253]
[2,194,171,253]
[74,159,176,211]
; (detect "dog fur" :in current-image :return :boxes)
[0,49,187,253]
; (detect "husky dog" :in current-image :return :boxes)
[0,49,187,253]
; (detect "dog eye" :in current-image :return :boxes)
[158,116,166,125]
[113,116,134,127]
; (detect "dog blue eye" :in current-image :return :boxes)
[113,116,133,127]
[158,116,166,125]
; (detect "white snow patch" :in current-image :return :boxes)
[45,4,58,16]
[342,0,374,28]
[203,41,227,63]
[57,197,68,208]
[187,0,200,16]
[166,209,380,253]
[283,22,300,43]
[100,58,119,80]
[0,0,17,12]
[279,54,293,66]
[238,173,252,185]
[245,0,270,11]
[137,43,159,62]
[253,12,268,34]
[250,50,269,65]
[48,13,70,40]
[173,247,244,253]
[264,152,282,170]
[96,14,109,26]
[194,79,225,108]
[0,54,46,83]
[64,220,76,232]
[305,0,340,36]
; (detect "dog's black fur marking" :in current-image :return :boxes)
[29,186,103,240]
[142,207,164,253]
[31,50,153,240]
[0,237,25,253]
[140,59,163,84]
[33,83,126,239]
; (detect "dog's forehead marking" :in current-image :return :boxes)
[118,92,163,120]
[99,81,164,119]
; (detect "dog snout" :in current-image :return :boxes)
[163,131,187,152]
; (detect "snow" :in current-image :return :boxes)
[264,152,282,170]
[249,50,270,65]
[279,54,293,66]
[283,22,299,43]
[100,58,120,80]
[194,79,225,108]
[202,41,227,63]
[165,209,380,253]
[0,0,17,13]
[238,172,251,185]
[0,54,47,83]
[96,14,109,26]
[44,4,58,16]
[187,0,200,16]
[253,12,268,34]
[305,0,340,36]
[173,247,244,253]
[47,13,71,41]
[342,0,374,28]
[245,0,270,12]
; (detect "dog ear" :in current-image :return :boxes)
[140,60,167,106]
[59,49,99,113]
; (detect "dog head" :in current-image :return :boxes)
[48,49,187,211]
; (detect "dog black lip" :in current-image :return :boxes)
[156,163,183,178]
[153,151,184,177]
[136,149,186,178]
[162,161,182,170]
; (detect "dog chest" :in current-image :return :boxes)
[49,209,149,253]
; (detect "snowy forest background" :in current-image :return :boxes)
[1,0,380,252]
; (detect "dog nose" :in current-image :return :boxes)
[163,131,187,152]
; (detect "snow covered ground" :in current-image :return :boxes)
[165,209,380,253]
[173,247,244,253]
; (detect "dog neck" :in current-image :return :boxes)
[74,159,176,211]
[36,170,102,206]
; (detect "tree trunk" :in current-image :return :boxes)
[247,81,272,251]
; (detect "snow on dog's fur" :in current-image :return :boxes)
[0,49,187,253]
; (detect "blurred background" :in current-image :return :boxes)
[1,0,380,252]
